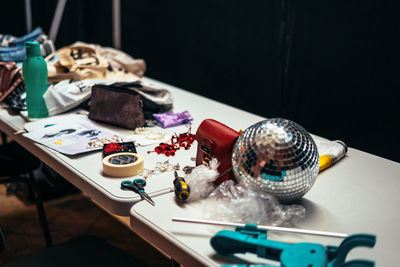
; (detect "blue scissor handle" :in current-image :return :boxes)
[133,178,146,192]
[133,178,146,187]
[121,180,133,187]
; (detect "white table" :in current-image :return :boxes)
[130,145,400,266]
[1,76,399,265]
[0,77,267,216]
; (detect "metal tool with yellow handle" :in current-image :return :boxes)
[173,171,190,200]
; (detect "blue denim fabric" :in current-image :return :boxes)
[0,27,43,62]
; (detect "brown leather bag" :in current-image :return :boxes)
[0,62,23,102]
[89,84,145,130]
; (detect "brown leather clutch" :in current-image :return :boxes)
[89,84,145,130]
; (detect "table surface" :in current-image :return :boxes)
[0,77,265,216]
[1,76,399,266]
[131,146,400,266]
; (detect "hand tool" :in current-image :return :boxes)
[319,140,348,172]
[121,178,155,206]
[173,171,190,200]
[172,217,376,266]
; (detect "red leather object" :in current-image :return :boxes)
[195,119,240,185]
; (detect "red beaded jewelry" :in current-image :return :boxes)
[148,128,196,157]
[104,142,127,154]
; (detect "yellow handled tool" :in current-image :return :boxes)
[173,171,190,200]
[319,140,348,172]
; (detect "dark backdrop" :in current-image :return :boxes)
[1,0,399,162]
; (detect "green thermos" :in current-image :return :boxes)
[22,41,49,118]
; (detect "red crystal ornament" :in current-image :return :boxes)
[148,128,196,157]
[104,143,126,154]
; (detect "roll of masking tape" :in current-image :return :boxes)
[102,152,144,177]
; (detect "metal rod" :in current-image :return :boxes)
[24,0,32,33]
[112,0,121,49]
[172,217,348,238]
[49,0,67,42]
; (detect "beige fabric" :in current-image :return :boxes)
[73,41,146,76]
[46,43,145,82]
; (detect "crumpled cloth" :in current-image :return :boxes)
[73,42,146,77]
[153,110,193,128]
[46,42,145,82]
[0,62,23,102]
[43,79,115,116]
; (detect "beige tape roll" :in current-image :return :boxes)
[102,152,144,177]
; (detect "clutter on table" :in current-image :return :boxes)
[22,114,128,155]
[1,27,364,265]
[179,118,349,227]
[1,29,175,126]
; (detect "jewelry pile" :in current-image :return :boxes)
[134,127,166,141]
[87,135,125,149]
[147,128,196,157]
[143,160,180,179]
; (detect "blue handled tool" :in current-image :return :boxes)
[172,218,376,266]
[121,178,155,206]
[211,226,375,267]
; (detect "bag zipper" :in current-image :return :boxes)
[94,84,139,96]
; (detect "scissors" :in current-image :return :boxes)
[121,178,155,206]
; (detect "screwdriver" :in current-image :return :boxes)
[319,140,348,172]
[173,171,190,200]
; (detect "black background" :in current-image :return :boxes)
[1,0,399,162]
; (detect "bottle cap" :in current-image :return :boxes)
[25,41,41,57]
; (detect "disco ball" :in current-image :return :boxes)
[232,118,319,202]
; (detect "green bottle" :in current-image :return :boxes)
[22,41,49,118]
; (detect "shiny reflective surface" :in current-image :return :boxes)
[232,118,319,202]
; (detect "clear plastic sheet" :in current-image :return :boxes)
[185,158,305,226]
[185,158,219,201]
[203,180,305,226]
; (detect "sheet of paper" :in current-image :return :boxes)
[23,114,124,155]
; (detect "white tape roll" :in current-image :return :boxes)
[102,152,144,177]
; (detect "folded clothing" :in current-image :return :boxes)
[0,27,55,62]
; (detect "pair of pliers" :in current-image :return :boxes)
[121,178,155,206]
